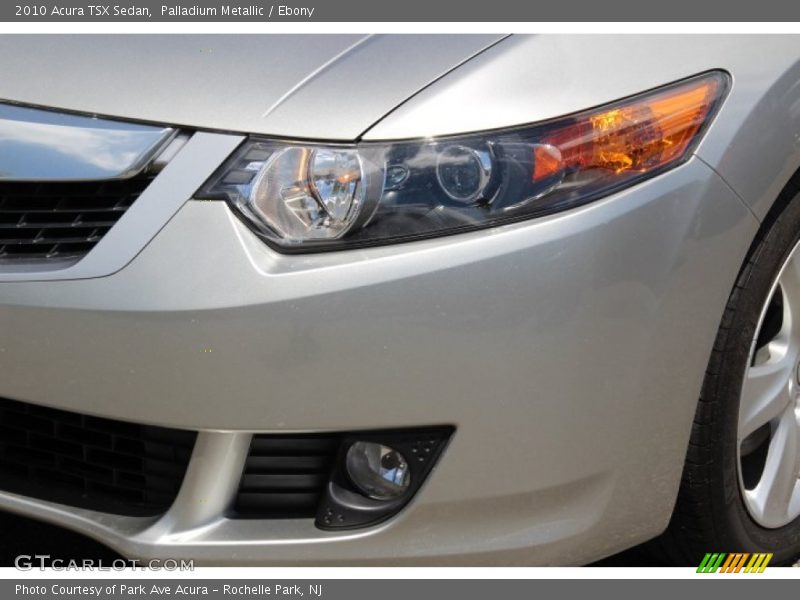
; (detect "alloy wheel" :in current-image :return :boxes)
[739,240,800,528]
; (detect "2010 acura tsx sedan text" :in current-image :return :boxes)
[0,34,799,566]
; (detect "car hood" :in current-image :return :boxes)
[0,34,505,141]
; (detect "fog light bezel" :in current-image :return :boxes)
[315,427,454,530]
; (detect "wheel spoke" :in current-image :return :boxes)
[739,358,793,440]
[746,406,800,527]
[780,252,800,329]
[738,241,800,528]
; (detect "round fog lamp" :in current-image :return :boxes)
[345,441,411,500]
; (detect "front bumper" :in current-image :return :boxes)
[0,132,759,565]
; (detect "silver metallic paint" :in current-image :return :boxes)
[0,158,760,564]
[0,35,505,140]
[0,34,797,565]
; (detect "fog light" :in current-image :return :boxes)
[346,442,411,500]
[316,427,453,530]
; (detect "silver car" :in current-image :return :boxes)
[0,34,799,566]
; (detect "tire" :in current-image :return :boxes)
[654,182,800,566]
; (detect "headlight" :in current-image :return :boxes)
[198,71,728,252]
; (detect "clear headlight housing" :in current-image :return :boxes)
[198,71,728,252]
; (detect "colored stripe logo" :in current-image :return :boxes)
[697,553,773,573]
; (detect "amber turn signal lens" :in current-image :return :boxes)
[532,73,725,183]
[532,144,564,182]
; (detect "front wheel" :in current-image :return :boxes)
[657,184,800,565]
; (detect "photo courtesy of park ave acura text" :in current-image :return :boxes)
[0,32,800,570]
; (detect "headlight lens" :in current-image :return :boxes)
[198,71,728,252]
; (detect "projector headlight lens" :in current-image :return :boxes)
[199,72,728,252]
[436,145,492,202]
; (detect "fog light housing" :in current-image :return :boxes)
[316,428,453,530]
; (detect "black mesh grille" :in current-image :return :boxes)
[233,434,340,519]
[0,397,196,516]
[0,175,153,261]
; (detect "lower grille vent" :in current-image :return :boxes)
[232,434,340,519]
[0,396,196,516]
